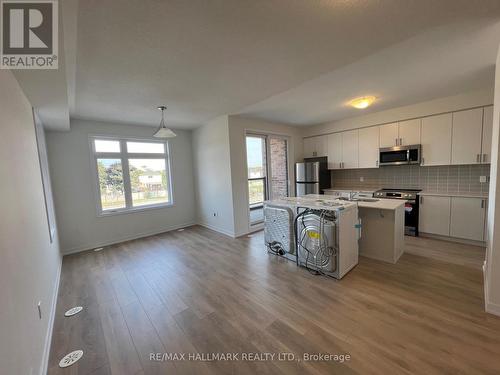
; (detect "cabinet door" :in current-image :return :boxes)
[315,136,328,157]
[358,126,379,168]
[482,106,493,164]
[303,136,326,158]
[379,122,398,148]
[419,195,451,236]
[398,119,421,146]
[450,197,486,241]
[451,108,483,165]
[303,137,315,158]
[342,130,359,169]
[327,133,342,169]
[421,113,452,166]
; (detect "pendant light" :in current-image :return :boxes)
[153,106,176,138]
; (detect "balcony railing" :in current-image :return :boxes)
[248,177,266,208]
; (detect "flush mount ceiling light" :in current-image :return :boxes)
[348,96,376,109]
[153,106,176,138]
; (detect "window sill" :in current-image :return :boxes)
[98,202,174,217]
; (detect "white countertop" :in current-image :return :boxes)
[324,187,380,193]
[265,196,357,211]
[303,195,405,210]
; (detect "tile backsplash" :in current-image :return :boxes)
[331,164,490,194]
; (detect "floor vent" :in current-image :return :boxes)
[64,306,83,317]
[59,350,83,368]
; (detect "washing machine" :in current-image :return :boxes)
[264,203,296,261]
[297,210,338,276]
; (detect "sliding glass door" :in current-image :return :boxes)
[246,134,289,226]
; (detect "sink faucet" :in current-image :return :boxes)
[349,191,357,200]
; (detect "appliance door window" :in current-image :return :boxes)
[296,183,320,196]
[380,150,408,164]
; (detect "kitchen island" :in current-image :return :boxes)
[305,195,405,263]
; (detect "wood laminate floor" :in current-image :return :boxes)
[48,226,500,375]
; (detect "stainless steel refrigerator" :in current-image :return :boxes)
[295,157,330,196]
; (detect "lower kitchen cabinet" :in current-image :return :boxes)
[419,195,451,236]
[450,197,486,241]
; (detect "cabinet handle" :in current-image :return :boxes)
[376,160,379,167]
[400,138,403,146]
[481,199,485,209]
[421,157,424,165]
[313,151,317,157]
[395,138,398,146]
[476,154,480,163]
[483,154,487,163]
[420,196,423,204]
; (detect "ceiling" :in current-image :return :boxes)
[23,0,500,130]
[240,18,500,125]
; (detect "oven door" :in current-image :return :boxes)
[404,199,419,236]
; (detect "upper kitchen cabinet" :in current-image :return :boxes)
[379,122,399,148]
[398,119,421,146]
[358,126,379,168]
[327,133,342,169]
[482,106,493,164]
[379,120,420,148]
[342,129,359,169]
[421,113,452,166]
[303,136,327,158]
[451,108,483,165]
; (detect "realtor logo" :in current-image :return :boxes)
[1,0,58,69]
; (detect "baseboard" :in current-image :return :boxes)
[197,222,236,238]
[486,300,500,316]
[62,222,196,255]
[40,255,62,375]
[419,232,486,247]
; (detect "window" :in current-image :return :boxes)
[91,137,173,214]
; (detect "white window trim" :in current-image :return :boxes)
[89,135,174,217]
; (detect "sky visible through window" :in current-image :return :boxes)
[246,137,264,169]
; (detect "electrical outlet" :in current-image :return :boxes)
[359,177,364,182]
[480,176,487,183]
[37,301,42,319]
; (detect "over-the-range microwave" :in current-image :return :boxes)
[379,144,421,166]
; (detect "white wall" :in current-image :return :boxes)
[303,89,494,136]
[0,70,62,375]
[228,115,303,236]
[46,119,196,254]
[485,45,500,316]
[192,115,236,236]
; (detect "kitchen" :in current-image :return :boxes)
[263,103,491,278]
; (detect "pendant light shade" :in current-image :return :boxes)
[154,106,176,138]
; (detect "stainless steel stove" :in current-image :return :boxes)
[374,189,421,236]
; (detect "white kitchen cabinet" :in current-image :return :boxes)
[327,133,342,169]
[451,108,483,165]
[450,197,486,241]
[358,126,379,168]
[419,195,451,236]
[342,130,359,169]
[482,106,493,164]
[379,123,399,148]
[303,136,327,158]
[421,113,452,166]
[398,119,421,146]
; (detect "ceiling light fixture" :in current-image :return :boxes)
[348,96,376,109]
[153,106,176,138]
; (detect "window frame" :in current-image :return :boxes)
[89,135,174,216]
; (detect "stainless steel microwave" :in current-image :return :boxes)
[379,145,421,166]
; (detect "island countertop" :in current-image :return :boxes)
[303,195,405,210]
